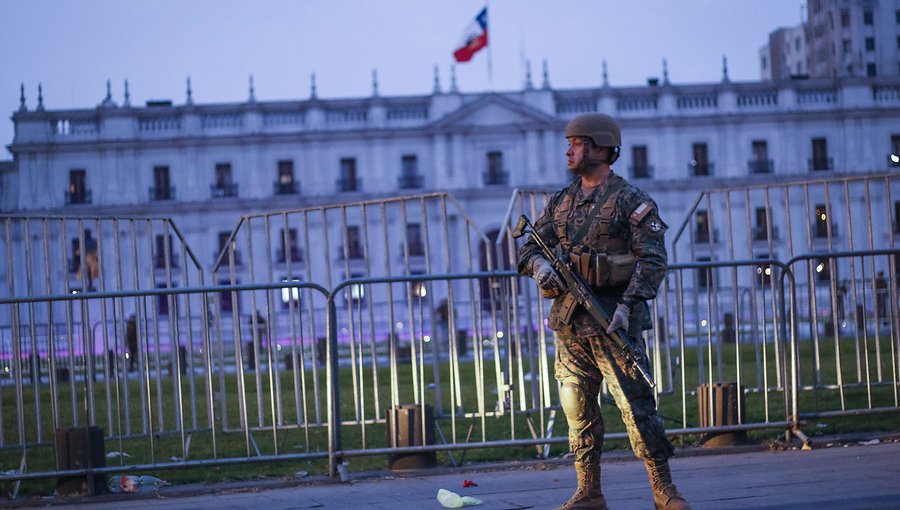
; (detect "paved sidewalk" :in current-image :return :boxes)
[11,439,900,509]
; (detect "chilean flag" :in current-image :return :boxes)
[453,7,488,63]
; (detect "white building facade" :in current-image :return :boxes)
[2,73,900,325]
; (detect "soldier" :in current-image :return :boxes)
[518,113,689,510]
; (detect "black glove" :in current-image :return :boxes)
[531,258,564,294]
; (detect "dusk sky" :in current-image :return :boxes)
[1,0,806,158]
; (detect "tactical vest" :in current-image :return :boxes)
[554,187,637,289]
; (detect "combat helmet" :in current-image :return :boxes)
[565,113,621,147]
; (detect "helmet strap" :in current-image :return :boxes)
[607,146,620,165]
[583,138,608,166]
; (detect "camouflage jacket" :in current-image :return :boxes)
[517,172,668,336]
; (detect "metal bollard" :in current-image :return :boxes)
[55,426,107,496]
[697,382,747,447]
[385,404,436,470]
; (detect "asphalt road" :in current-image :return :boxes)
[10,438,900,509]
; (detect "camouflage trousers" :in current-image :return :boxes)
[555,330,674,464]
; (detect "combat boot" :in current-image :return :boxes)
[645,459,691,510]
[555,461,608,510]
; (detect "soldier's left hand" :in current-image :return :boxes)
[606,303,630,334]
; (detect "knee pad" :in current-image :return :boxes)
[559,376,599,433]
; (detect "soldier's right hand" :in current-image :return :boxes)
[532,258,564,293]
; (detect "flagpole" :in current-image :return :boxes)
[485,1,493,91]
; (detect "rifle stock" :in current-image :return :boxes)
[514,214,655,388]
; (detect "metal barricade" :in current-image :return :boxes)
[1,174,899,487]
[666,173,900,438]
[0,280,330,484]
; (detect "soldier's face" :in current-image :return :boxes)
[566,138,606,173]
[566,138,585,171]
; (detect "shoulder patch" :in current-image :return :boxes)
[630,202,653,224]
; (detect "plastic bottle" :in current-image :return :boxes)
[112,475,168,493]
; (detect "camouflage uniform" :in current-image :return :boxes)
[518,171,672,465]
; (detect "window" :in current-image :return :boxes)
[338,158,358,191]
[398,154,422,189]
[697,257,712,289]
[814,256,833,283]
[897,36,900,50]
[867,63,877,77]
[406,223,425,256]
[895,254,900,288]
[66,169,90,204]
[484,151,507,185]
[216,163,231,186]
[278,228,302,263]
[863,10,873,25]
[810,138,831,170]
[690,143,711,176]
[157,282,173,316]
[842,39,851,55]
[217,231,241,265]
[750,140,772,173]
[891,134,900,167]
[151,166,172,200]
[342,226,363,259]
[212,163,237,197]
[753,207,770,241]
[218,278,235,312]
[402,155,417,176]
[154,234,178,268]
[275,160,297,194]
[894,201,900,233]
[865,37,875,52]
[68,230,96,275]
[631,145,651,178]
[69,237,81,273]
[814,204,831,238]
[896,9,900,24]
[156,282,178,315]
[841,10,849,28]
[695,210,711,243]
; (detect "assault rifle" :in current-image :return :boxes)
[512,214,656,388]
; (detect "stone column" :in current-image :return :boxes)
[524,129,539,186]
[450,133,464,188]
[432,133,448,190]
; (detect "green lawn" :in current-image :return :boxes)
[2,334,898,496]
